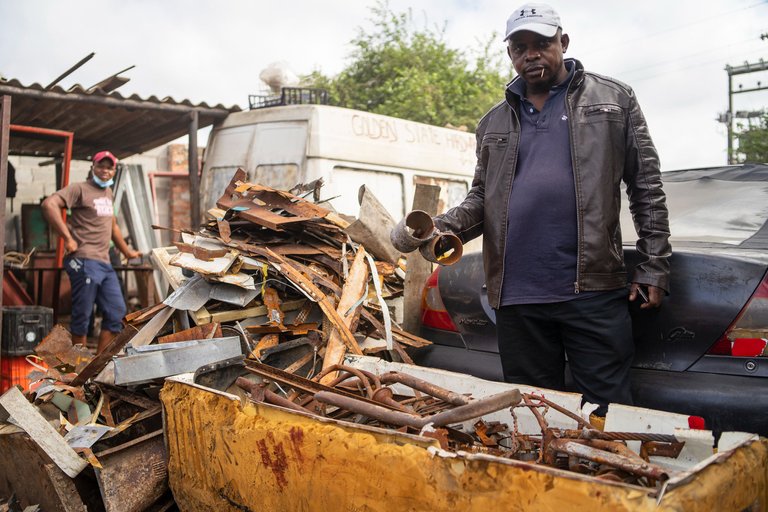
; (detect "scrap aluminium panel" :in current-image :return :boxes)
[160,362,768,512]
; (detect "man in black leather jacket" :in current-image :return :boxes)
[433,3,671,415]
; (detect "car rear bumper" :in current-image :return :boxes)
[631,368,768,436]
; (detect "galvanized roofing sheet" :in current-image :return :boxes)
[0,78,241,160]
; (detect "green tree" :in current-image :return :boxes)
[736,115,768,163]
[304,2,512,131]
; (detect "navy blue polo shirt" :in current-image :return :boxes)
[500,62,588,306]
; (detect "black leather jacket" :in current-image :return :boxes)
[434,58,671,309]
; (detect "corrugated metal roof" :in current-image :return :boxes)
[0,78,241,160]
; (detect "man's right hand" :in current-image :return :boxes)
[64,238,78,254]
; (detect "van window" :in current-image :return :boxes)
[254,164,300,191]
[329,167,404,219]
[205,166,241,211]
[413,176,469,214]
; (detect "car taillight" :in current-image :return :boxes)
[707,272,768,357]
[687,416,706,430]
[421,268,458,332]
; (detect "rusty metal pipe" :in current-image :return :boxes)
[548,439,669,481]
[390,210,436,253]
[236,377,314,414]
[379,371,468,406]
[418,232,463,266]
[313,364,374,398]
[314,391,425,428]
[315,389,522,429]
[425,388,521,426]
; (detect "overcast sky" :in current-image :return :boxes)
[1,0,766,169]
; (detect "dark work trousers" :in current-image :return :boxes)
[495,288,634,415]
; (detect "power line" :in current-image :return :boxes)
[612,36,761,76]
[586,1,766,55]
[619,47,767,83]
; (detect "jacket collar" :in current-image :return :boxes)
[504,58,584,107]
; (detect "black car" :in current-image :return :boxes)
[416,164,768,435]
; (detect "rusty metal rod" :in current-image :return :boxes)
[548,439,669,481]
[315,389,522,429]
[379,371,469,406]
[315,391,424,428]
[523,393,595,429]
[579,430,679,443]
[313,364,375,398]
[236,377,314,414]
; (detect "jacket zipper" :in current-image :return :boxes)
[566,81,582,294]
[496,109,521,307]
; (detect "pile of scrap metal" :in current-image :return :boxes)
[0,168,436,510]
[0,321,176,512]
[150,168,433,372]
[233,359,683,489]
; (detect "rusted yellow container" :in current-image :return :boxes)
[161,364,768,512]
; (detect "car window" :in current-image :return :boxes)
[621,180,768,246]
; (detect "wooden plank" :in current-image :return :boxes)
[129,306,175,347]
[403,183,440,333]
[199,298,305,325]
[0,387,88,478]
[320,247,370,385]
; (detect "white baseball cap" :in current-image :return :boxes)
[504,3,561,40]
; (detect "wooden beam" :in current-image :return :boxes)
[403,184,440,333]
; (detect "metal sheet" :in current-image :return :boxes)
[95,434,168,512]
[114,336,242,385]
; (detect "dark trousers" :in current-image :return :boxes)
[495,289,634,415]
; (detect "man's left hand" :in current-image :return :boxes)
[125,250,142,262]
[629,283,663,309]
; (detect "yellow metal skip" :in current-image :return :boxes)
[161,380,768,512]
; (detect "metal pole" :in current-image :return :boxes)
[0,95,12,371]
[188,110,200,230]
[727,71,734,164]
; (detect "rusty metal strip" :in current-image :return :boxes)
[173,241,228,261]
[252,334,279,360]
[70,324,140,386]
[125,302,167,324]
[94,430,164,459]
[321,247,370,384]
[157,323,221,344]
[548,439,669,481]
[263,287,285,327]
[217,218,232,243]
[247,323,318,335]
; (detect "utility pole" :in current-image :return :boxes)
[723,34,768,164]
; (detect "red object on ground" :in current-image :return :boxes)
[0,356,46,394]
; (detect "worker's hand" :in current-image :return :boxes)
[629,283,664,309]
[125,249,142,262]
[64,237,78,254]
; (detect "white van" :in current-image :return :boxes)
[200,104,477,220]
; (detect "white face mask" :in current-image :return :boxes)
[92,175,114,188]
